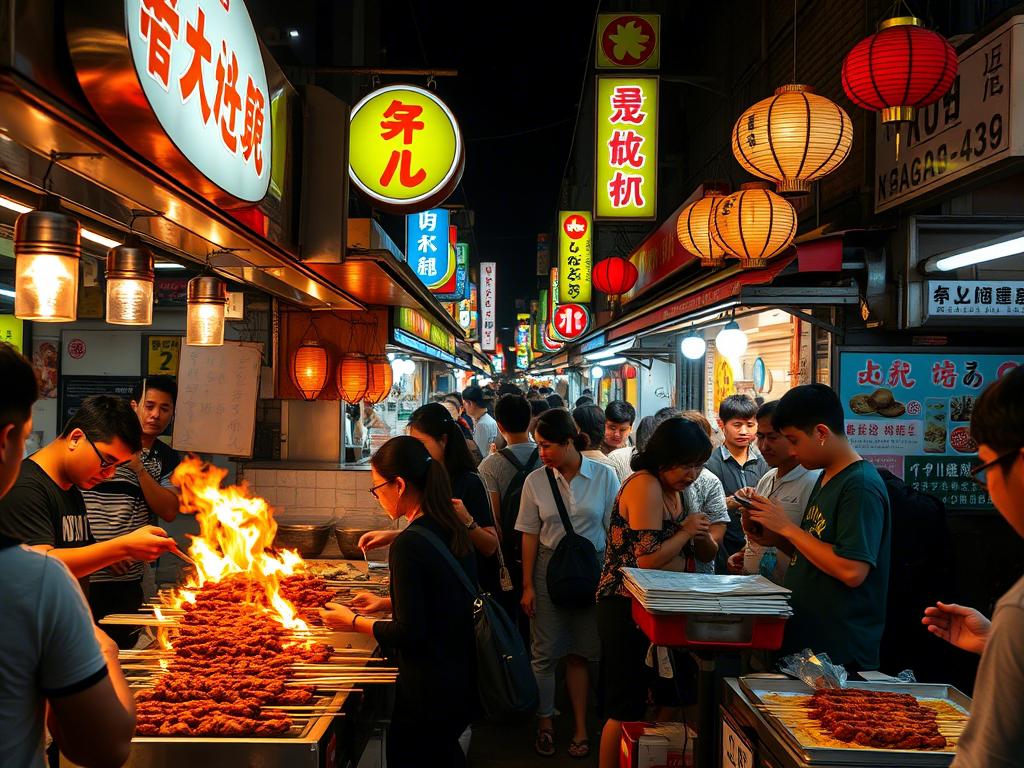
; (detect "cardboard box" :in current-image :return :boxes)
[620,722,696,768]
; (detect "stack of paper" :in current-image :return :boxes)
[623,568,792,616]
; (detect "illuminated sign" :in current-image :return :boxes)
[595,76,659,220]
[537,290,562,352]
[405,208,456,292]
[515,313,530,370]
[480,262,496,352]
[435,241,469,302]
[596,14,660,69]
[553,303,591,341]
[558,211,593,304]
[68,0,272,206]
[394,307,456,356]
[349,85,465,213]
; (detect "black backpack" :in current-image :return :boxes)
[544,468,602,608]
[498,447,540,564]
[407,526,539,723]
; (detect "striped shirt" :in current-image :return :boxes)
[81,440,180,583]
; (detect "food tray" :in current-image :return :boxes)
[738,676,971,766]
[631,597,787,650]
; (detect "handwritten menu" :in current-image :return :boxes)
[839,350,1021,512]
[172,342,262,457]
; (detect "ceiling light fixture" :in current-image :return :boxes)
[14,194,82,322]
[105,233,154,325]
[186,273,228,346]
[923,230,1024,273]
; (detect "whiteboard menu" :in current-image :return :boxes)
[172,341,263,457]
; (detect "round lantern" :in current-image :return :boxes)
[291,340,329,401]
[592,256,639,296]
[715,321,748,359]
[622,363,637,380]
[591,365,604,380]
[364,355,393,404]
[337,353,370,403]
[680,332,707,360]
[677,190,731,268]
[713,183,798,269]
[731,84,853,197]
[842,17,957,126]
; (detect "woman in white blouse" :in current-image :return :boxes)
[515,409,620,759]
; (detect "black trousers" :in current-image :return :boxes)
[88,580,144,649]
[387,719,469,767]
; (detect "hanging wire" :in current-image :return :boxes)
[792,0,798,83]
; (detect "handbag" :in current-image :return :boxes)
[544,468,602,608]
[406,526,538,723]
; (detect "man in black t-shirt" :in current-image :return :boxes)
[0,395,180,593]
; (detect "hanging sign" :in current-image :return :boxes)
[394,307,456,357]
[405,208,458,292]
[66,0,272,207]
[480,262,497,352]
[537,233,552,276]
[537,290,562,352]
[552,303,592,342]
[435,242,469,302]
[515,313,530,370]
[558,211,593,303]
[595,76,659,220]
[925,280,1024,320]
[875,19,1021,213]
[839,349,1022,512]
[596,14,661,69]
[348,85,465,214]
[548,267,561,333]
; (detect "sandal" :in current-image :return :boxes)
[569,738,591,758]
[535,728,555,757]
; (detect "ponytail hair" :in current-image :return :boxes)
[371,435,472,557]
[535,408,588,452]
[571,404,606,451]
[408,402,479,477]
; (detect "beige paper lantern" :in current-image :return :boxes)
[676,190,730,268]
[713,183,797,269]
[731,84,853,197]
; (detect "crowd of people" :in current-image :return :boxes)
[3,337,1022,768]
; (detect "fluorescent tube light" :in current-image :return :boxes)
[925,230,1024,273]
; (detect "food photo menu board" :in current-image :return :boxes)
[838,350,1022,513]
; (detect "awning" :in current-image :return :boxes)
[607,253,798,341]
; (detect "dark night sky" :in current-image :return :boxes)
[378,1,597,347]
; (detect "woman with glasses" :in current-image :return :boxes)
[922,365,1024,768]
[320,436,478,767]
[516,409,620,758]
[596,417,720,768]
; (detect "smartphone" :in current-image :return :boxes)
[734,495,755,509]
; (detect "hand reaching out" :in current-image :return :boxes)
[922,602,991,655]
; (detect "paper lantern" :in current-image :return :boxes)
[186,275,227,346]
[715,321,748,359]
[364,355,393,404]
[591,365,604,379]
[337,354,370,403]
[731,84,852,197]
[622,364,637,380]
[676,190,730,268]
[680,333,707,360]
[592,257,639,296]
[14,198,82,322]
[291,340,329,400]
[105,234,154,326]
[842,17,957,126]
[713,183,797,269]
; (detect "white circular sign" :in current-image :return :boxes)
[124,0,271,202]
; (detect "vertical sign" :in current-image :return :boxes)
[537,233,551,276]
[480,262,497,352]
[595,76,659,220]
[596,14,661,69]
[515,313,530,370]
[406,208,455,291]
[558,211,593,304]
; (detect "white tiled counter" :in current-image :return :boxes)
[234,460,392,529]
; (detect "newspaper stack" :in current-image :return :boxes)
[622,568,792,616]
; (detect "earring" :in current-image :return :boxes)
[820,439,825,446]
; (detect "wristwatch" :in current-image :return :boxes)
[465,520,479,531]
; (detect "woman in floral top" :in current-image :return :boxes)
[596,417,719,768]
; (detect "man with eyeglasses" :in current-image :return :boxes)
[0,395,180,595]
[922,364,1024,768]
[730,399,821,584]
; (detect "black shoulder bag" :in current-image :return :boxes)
[406,526,538,723]
[544,468,602,608]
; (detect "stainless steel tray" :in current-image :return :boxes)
[737,675,971,767]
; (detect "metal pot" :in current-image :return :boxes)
[273,516,334,559]
[334,528,372,560]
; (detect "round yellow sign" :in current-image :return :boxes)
[349,85,465,213]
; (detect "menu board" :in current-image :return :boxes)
[839,350,1022,513]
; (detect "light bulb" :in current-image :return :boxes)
[715,321,748,359]
[680,333,706,360]
[17,253,75,320]
[106,278,154,325]
[591,365,604,379]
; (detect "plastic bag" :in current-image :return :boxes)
[779,648,849,689]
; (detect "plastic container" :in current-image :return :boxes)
[630,597,787,650]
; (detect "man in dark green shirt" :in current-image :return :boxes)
[745,383,891,670]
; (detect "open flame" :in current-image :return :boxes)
[169,456,310,632]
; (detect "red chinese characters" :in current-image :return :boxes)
[857,359,883,386]
[213,42,242,152]
[139,0,180,90]
[379,101,427,188]
[931,359,958,389]
[605,85,649,209]
[241,76,266,175]
[179,7,213,122]
[886,359,916,388]
[553,304,589,341]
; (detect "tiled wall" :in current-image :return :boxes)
[236,467,391,528]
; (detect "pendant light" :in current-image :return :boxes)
[715,313,748,360]
[680,332,707,360]
[186,274,228,346]
[14,195,82,321]
[676,190,731,268]
[337,353,370,403]
[713,182,798,269]
[365,355,394,404]
[105,234,154,325]
[592,257,639,297]
[591,365,604,379]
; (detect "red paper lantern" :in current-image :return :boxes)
[842,17,957,125]
[364,355,393,404]
[290,340,329,401]
[336,354,370,403]
[622,364,637,380]
[592,257,639,296]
